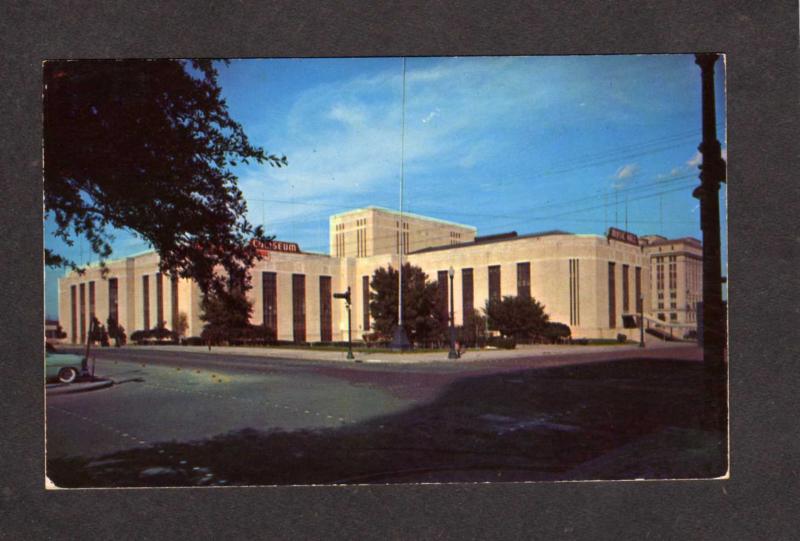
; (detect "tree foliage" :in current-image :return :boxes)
[483,295,549,340]
[200,284,253,332]
[43,59,286,293]
[368,264,444,346]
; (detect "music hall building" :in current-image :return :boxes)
[57,206,702,344]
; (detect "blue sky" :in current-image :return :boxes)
[45,55,727,319]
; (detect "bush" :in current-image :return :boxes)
[487,336,516,349]
[130,327,178,345]
[183,336,204,346]
[541,322,572,344]
[616,333,628,344]
[201,324,277,346]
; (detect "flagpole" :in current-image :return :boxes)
[390,57,411,350]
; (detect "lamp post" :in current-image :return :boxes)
[333,287,354,360]
[638,295,645,348]
[448,266,458,359]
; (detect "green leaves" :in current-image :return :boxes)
[484,295,549,340]
[44,59,286,293]
[368,263,445,346]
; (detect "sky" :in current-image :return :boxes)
[44,54,727,319]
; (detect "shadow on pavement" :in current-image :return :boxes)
[47,358,726,487]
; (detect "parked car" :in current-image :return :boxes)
[45,343,85,383]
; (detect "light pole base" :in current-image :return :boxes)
[389,325,412,351]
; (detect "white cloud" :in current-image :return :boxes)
[614,163,640,180]
[687,151,702,168]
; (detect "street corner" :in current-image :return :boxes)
[46,377,114,396]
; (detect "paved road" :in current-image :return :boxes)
[46,344,711,486]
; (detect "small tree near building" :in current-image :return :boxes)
[369,263,443,347]
[483,295,549,342]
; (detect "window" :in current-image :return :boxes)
[608,262,616,328]
[622,264,629,313]
[462,268,474,320]
[658,292,664,300]
[142,275,150,329]
[656,261,664,290]
[292,274,306,343]
[319,276,332,342]
[79,283,86,343]
[437,270,449,322]
[362,275,370,330]
[635,266,642,313]
[70,285,77,343]
[155,272,164,328]
[88,281,96,322]
[569,259,580,326]
[670,313,678,321]
[108,278,119,325]
[262,272,277,333]
[670,302,677,309]
[658,302,664,309]
[669,260,677,290]
[171,276,179,331]
[488,265,501,301]
[517,262,530,299]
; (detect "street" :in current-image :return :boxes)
[46,344,725,487]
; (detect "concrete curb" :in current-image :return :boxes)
[46,378,113,396]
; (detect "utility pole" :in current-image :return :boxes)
[693,53,727,371]
[693,53,727,453]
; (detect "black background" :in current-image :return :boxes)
[1,1,798,539]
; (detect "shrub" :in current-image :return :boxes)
[183,336,204,346]
[542,322,572,344]
[487,336,516,349]
[616,333,628,343]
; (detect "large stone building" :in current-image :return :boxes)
[58,207,701,344]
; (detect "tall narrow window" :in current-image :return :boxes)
[362,275,370,331]
[608,262,616,328]
[635,266,642,313]
[517,262,530,299]
[70,285,77,343]
[437,270,449,322]
[292,274,306,343]
[462,268,474,320]
[155,272,164,328]
[319,276,332,342]
[569,259,580,326]
[488,265,501,302]
[88,281,96,322]
[142,275,150,329]
[79,283,86,343]
[262,272,277,333]
[171,276,179,331]
[108,278,119,325]
[622,264,630,313]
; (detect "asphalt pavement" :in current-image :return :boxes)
[45,343,721,487]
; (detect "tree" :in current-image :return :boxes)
[43,59,287,293]
[199,283,253,344]
[174,312,189,339]
[368,264,443,346]
[483,295,549,341]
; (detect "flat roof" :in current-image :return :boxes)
[410,229,574,255]
[329,206,477,231]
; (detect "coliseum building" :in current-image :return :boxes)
[57,207,702,344]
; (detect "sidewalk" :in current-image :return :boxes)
[126,339,697,364]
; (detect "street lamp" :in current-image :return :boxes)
[333,287,354,360]
[448,266,458,359]
[638,295,645,348]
